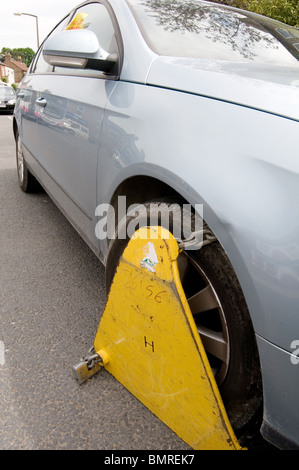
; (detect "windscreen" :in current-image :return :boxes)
[127,0,299,66]
[0,87,15,99]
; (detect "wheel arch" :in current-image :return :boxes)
[107,173,264,337]
[109,174,184,219]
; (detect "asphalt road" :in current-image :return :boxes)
[0,113,190,451]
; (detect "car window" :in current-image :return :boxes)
[32,16,71,74]
[127,0,299,67]
[33,2,119,77]
[54,3,119,76]
[65,3,118,54]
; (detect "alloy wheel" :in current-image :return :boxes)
[178,251,230,385]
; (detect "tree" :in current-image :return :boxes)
[211,0,299,27]
[0,47,35,67]
[246,0,299,27]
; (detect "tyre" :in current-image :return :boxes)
[16,131,41,193]
[106,200,263,444]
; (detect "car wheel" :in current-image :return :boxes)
[16,131,41,193]
[105,200,263,444]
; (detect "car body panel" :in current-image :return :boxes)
[99,79,299,354]
[146,56,299,121]
[257,335,299,449]
[21,73,117,251]
[13,0,299,449]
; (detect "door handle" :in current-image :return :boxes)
[36,97,47,107]
[17,92,25,98]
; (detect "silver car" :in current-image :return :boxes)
[13,0,299,449]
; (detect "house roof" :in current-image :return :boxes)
[10,58,28,71]
[4,53,28,72]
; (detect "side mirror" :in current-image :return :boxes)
[43,30,117,72]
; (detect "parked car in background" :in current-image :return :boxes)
[13,0,299,449]
[0,85,16,113]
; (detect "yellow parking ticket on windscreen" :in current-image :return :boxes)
[65,13,88,30]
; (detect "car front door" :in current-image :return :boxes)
[26,2,121,253]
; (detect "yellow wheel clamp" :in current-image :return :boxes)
[73,226,244,450]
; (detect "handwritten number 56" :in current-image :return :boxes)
[146,285,166,304]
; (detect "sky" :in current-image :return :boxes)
[1,0,81,52]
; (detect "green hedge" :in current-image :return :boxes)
[218,0,299,27]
